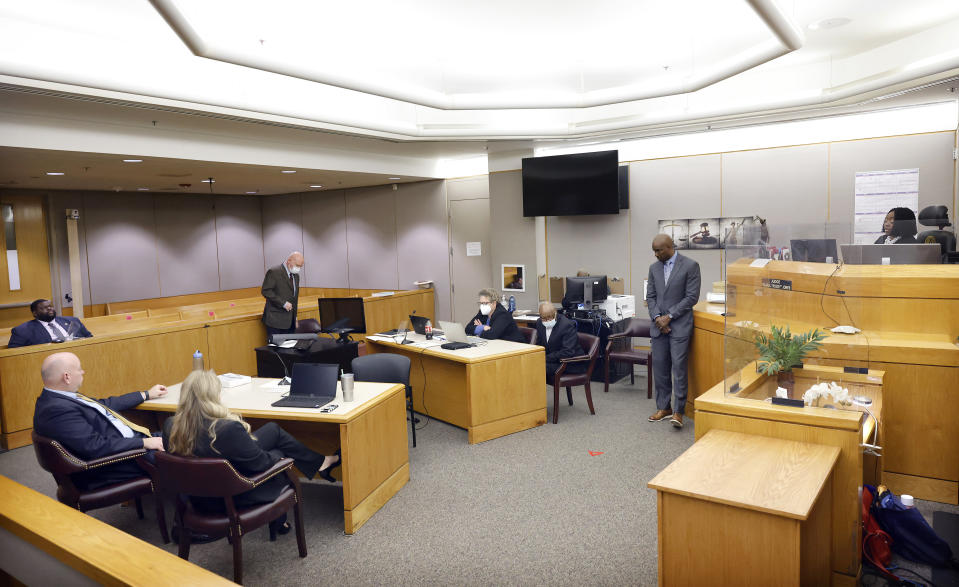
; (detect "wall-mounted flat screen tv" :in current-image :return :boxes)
[522,150,620,217]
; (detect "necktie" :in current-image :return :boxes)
[46,322,64,342]
[76,392,152,437]
[289,274,294,293]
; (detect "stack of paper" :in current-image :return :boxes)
[218,373,252,388]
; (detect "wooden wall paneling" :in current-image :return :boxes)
[0,193,52,307]
[688,327,724,413]
[105,287,261,314]
[468,351,546,426]
[205,317,264,376]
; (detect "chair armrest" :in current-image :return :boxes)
[559,354,590,364]
[247,457,295,487]
[85,448,148,469]
[607,331,629,341]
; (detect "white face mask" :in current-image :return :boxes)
[289,265,302,275]
[479,303,492,316]
[542,319,556,328]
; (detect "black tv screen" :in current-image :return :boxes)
[522,150,620,217]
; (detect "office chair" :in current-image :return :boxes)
[295,318,322,334]
[549,333,600,424]
[153,453,306,585]
[603,318,653,397]
[517,326,538,345]
[32,431,169,543]
[351,354,416,447]
[917,205,955,260]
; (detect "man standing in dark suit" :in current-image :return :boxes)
[534,301,584,382]
[33,352,167,489]
[647,234,701,429]
[261,251,304,343]
[8,299,92,348]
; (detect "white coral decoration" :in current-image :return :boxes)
[802,381,852,406]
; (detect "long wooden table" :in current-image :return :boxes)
[136,378,409,534]
[365,333,546,444]
[0,288,433,449]
[0,475,231,586]
[649,430,839,586]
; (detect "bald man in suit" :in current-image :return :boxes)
[646,234,701,429]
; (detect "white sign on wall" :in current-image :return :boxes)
[853,168,919,244]
[466,242,482,256]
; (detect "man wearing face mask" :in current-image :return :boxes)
[534,301,583,381]
[8,299,92,348]
[465,288,525,343]
[261,251,304,343]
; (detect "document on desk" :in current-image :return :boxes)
[259,381,289,393]
[365,335,398,343]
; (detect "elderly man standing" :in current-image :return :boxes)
[261,251,305,343]
[646,234,701,429]
[33,352,167,489]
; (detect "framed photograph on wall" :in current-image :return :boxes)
[502,264,525,292]
[658,219,690,249]
[687,217,721,249]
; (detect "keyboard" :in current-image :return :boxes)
[271,396,333,409]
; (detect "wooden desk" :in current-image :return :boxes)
[0,475,231,586]
[137,378,409,534]
[365,333,546,443]
[649,430,839,587]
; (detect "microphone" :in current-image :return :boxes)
[266,345,292,385]
[399,310,415,344]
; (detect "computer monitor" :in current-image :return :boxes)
[789,239,839,263]
[564,275,608,306]
[317,297,367,340]
[840,243,942,265]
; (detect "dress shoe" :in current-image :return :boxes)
[317,449,342,483]
[648,409,673,422]
[171,526,216,544]
[268,516,291,541]
[670,413,684,428]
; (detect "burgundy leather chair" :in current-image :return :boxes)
[31,431,169,543]
[603,318,653,397]
[550,332,600,424]
[153,452,306,585]
[295,318,322,334]
[517,326,538,345]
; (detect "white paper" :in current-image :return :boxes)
[749,258,772,268]
[853,169,919,244]
[466,242,482,256]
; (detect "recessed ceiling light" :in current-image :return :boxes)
[122,159,143,163]
[46,172,64,175]
[808,17,851,30]
[388,177,401,180]
[137,187,150,191]
[246,191,258,194]
[309,185,323,188]
[201,179,215,183]
[281,170,297,174]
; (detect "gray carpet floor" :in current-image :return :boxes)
[2,375,955,586]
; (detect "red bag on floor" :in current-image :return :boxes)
[862,485,895,579]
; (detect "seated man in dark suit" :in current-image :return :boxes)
[534,301,585,383]
[8,299,92,348]
[33,352,168,489]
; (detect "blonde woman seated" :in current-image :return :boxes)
[162,370,340,536]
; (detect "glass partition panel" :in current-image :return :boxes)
[1,204,20,290]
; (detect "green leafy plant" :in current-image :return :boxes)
[754,325,827,375]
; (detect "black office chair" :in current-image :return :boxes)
[917,205,955,260]
[351,354,416,447]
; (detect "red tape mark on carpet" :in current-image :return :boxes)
[588,450,604,456]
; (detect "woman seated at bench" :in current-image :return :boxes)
[162,370,340,534]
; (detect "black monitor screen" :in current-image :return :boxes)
[317,297,367,333]
[790,239,839,263]
[564,275,609,305]
[522,150,620,217]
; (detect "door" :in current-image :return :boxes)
[449,198,491,323]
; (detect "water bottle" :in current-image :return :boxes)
[425,320,433,340]
[192,349,204,371]
[508,295,516,312]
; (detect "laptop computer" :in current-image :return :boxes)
[378,319,409,337]
[438,321,479,349]
[271,363,338,409]
[408,314,444,336]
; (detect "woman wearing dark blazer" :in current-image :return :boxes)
[162,370,340,534]
[874,207,919,244]
[464,288,525,343]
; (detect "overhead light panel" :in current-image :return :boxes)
[122,159,143,163]
[281,170,296,174]
[309,184,323,188]
[46,172,64,175]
